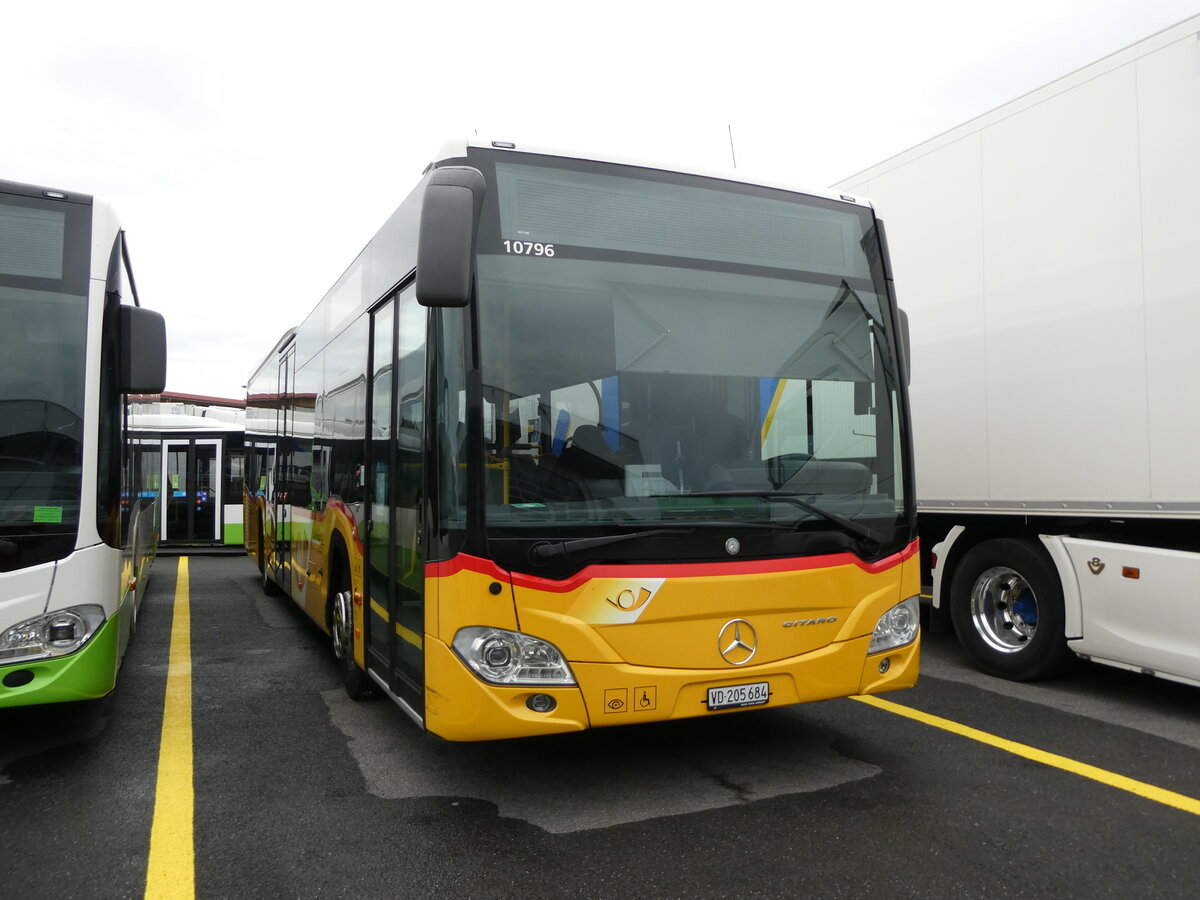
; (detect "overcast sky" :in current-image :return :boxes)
[5,1,1197,401]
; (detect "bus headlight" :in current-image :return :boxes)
[0,605,107,663]
[868,596,919,654]
[452,627,576,686]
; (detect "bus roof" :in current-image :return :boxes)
[431,136,875,210]
[0,178,93,206]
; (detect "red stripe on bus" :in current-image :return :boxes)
[425,540,918,592]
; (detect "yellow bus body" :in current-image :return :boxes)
[250,484,919,742]
[422,544,919,741]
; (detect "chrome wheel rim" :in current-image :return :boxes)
[332,589,353,661]
[969,566,1038,654]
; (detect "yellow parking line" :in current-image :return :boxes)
[853,694,1200,817]
[145,557,196,899]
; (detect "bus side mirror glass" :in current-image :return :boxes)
[120,305,167,393]
[416,166,487,308]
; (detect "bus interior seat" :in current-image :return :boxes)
[679,395,748,491]
[556,425,622,478]
[503,454,585,504]
[550,409,571,456]
[552,424,626,499]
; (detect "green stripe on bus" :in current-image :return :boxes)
[0,610,123,707]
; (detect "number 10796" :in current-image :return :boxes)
[503,240,555,257]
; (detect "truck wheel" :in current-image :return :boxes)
[330,561,377,701]
[949,538,1072,680]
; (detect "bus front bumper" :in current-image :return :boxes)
[0,609,123,708]
[423,631,919,742]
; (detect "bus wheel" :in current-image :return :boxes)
[331,571,377,701]
[260,556,281,597]
[130,572,140,633]
[949,538,1072,681]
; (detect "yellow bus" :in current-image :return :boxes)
[245,139,919,740]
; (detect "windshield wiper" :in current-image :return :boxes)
[529,527,692,561]
[668,491,882,554]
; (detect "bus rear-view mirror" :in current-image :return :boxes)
[416,166,486,308]
[120,305,167,394]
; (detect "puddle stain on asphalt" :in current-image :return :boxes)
[323,689,879,834]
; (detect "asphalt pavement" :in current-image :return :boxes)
[2,554,1197,899]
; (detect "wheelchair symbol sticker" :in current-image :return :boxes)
[633,686,657,712]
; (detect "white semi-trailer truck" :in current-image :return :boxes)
[835,15,1200,686]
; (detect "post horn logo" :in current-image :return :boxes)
[607,587,654,612]
[717,618,757,666]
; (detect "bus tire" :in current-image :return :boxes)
[256,520,266,575]
[330,551,377,701]
[261,555,281,597]
[949,538,1072,681]
[126,545,139,635]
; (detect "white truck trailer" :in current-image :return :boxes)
[835,15,1200,686]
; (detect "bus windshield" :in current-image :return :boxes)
[0,194,88,539]
[465,153,909,556]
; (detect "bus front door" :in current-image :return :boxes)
[365,289,426,724]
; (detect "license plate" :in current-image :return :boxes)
[706,681,770,711]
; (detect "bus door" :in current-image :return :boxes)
[365,288,426,721]
[162,438,222,543]
[129,438,162,555]
[271,344,296,587]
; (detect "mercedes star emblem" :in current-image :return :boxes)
[717,618,757,666]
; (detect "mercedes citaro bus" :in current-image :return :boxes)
[0,179,166,707]
[245,138,919,740]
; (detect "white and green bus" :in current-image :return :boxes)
[0,178,167,707]
[129,399,247,550]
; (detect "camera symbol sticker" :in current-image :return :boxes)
[604,688,628,714]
